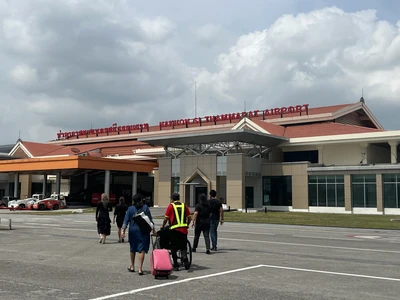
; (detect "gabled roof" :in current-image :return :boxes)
[265,101,383,129]
[8,139,156,159]
[283,122,383,138]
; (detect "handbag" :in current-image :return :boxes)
[133,210,154,234]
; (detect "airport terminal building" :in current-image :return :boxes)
[2,98,400,215]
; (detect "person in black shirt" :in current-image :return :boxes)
[191,193,211,254]
[96,193,113,244]
[113,196,128,242]
[208,190,224,251]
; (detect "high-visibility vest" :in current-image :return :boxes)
[169,203,187,230]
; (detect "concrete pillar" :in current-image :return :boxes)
[317,146,324,164]
[13,173,19,198]
[360,143,369,164]
[226,154,245,210]
[104,170,111,196]
[344,174,352,213]
[56,171,61,194]
[84,172,89,189]
[42,174,47,196]
[376,174,383,213]
[389,141,398,164]
[132,171,137,196]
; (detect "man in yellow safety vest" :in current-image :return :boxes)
[161,193,192,270]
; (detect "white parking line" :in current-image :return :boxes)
[89,265,265,300]
[90,263,400,300]
[292,235,364,242]
[261,264,400,282]
[218,237,400,254]
[24,223,61,226]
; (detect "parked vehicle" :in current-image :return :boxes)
[49,194,67,206]
[0,196,18,207]
[26,198,41,209]
[8,198,35,209]
[32,198,65,210]
[32,194,46,200]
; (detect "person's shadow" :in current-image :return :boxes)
[186,264,210,273]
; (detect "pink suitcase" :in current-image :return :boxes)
[150,249,173,279]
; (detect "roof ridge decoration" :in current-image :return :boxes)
[8,141,33,158]
[231,117,270,134]
[332,102,384,130]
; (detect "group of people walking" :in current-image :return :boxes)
[95,189,224,275]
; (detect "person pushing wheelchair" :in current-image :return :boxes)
[160,192,192,271]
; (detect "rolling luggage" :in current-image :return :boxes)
[150,248,173,279]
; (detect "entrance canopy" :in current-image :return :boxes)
[139,128,289,147]
[0,155,157,174]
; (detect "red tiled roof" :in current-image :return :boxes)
[21,141,65,157]
[57,103,356,141]
[20,140,155,158]
[251,119,286,136]
[283,122,383,138]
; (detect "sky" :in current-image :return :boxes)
[1,0,400,144]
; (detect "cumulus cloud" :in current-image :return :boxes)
[1,3,400,144]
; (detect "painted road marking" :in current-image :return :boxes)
[89,265,265,300]
[10,225,400,254]
[351,235,382,239]
[292,235,363,242]
[261,264,400,282]
[218,237,400,254]
[91,264,400,300]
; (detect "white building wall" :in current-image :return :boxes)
[322,144,364,165]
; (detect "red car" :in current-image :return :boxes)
[32,198,64,210]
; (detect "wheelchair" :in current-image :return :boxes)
[152,227,192,270]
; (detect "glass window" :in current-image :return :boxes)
[383,174,397,183]
[318,176,327,184]
[309,184,317,206]
[172,177,180,193]
[308,175,344,207]
[309,176,317,184]
[351,174,377,208]
[382,174,400,208]
[336,185,345,207]
[263,176,292,206]
[318,184,327,206]
[327,184,336,206]
[327,175,336,183]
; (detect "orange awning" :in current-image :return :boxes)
[0,156,158,173]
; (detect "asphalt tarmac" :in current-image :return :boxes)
[1,209,400,299]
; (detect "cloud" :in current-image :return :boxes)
[195,7,400,119]
[0,3,400,144]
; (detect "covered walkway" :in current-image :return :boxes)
[0,156,158,200]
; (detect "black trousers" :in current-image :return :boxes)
[169,229,188,266]
[192,225,210,250]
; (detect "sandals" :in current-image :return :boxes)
[138,271,144,275]
[127,266,135,273]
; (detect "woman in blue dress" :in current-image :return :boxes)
[121,193,155,275]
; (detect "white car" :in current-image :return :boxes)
[8,198,36,209]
